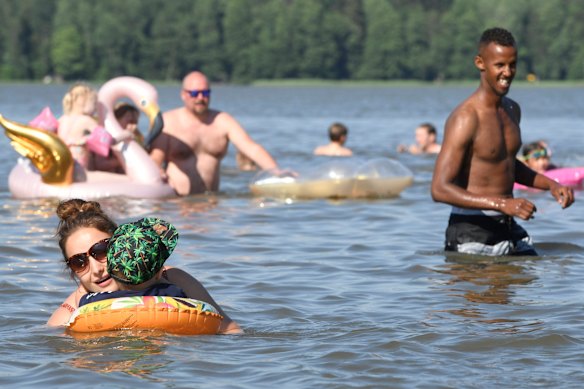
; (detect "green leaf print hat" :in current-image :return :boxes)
[106,217,179,285]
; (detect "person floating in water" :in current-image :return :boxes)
[397,123,441,154]
[431,27,574,257]
[313,122,353,157]
[521,141,557,173]
[57,83,99,172]
[78,217,185,307]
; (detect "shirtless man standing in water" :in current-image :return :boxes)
[150,71,278,195]
[431,27,574,256]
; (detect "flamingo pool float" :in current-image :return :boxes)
[1,76,175,199]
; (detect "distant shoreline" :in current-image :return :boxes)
[0,79,582,88]
[251,79,584,88]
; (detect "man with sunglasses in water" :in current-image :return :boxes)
[431,27,574,256]
[150,71,278,195]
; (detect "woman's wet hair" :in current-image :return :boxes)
[55,199,117,276]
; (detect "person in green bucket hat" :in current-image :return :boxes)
[78,217,186,306]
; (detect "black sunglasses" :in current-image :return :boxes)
[66,238,110,274]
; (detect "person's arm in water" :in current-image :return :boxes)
[163,267,243,334]
[47,284,88,327]
[515,158,574,208]
[221,112,277,171]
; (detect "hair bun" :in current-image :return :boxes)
[56,199,102,221]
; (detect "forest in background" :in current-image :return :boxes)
[1,0,583,83]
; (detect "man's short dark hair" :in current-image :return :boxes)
[479,27,516,51]
[328,122,348,142]
[419,122,437,136]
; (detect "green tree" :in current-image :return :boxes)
[146,0,199,80]
[434,0,482,80]
[0,0,27,79]
[51,26,85,80]
[532,0,567,80]
[247,0,283,79]
[90,0,148,79]
[51,0,98,80]
[401,4,435,79]
[193,0,225,81]
[269,2,300,79]
[357,0,404,79]
[334,0,366,78]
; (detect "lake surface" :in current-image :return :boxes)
[0,82,583,388]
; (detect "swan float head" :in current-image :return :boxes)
[97,76,163,149]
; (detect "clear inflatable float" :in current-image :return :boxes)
[250,158,414,199]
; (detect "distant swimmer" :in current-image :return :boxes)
[313,122,353,157]
[397,123,441,154]
[521,141,557,173]
[431,27,574,257]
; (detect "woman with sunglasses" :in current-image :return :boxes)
[47,198,242,334]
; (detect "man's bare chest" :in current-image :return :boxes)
[473,113,521,160]
[169,126,229,159]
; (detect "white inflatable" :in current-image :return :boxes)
[1,77,175,199]
[250,158,414,199]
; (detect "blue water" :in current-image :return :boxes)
[0,82,583,388]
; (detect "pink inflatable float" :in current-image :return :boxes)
[1,76,175,199]
[514,167,584,191]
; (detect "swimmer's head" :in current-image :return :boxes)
[63,83,97,116]
[107,217,178,288]
[328,122,348,143]
[415,123,437,148]
[523,141,551,173]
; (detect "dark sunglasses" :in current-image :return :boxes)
[66,238,110,274]
[184,89,211,98]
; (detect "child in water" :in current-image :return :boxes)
[313,122,353,157]
[92,102,143,173]
[57,83,99,170]
[522,141,557,173]
[78,217,186,306]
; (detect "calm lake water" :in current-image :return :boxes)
[0,82,583,388]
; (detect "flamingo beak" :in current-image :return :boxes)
[141,102,164,150]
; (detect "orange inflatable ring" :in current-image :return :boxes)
[66,296,223,335]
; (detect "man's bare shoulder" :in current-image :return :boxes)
[445,98,480,134]
[313,145,328,155]
[212,109,237,126]
[162,107,184,122]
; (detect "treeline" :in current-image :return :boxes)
[1,0,583,83]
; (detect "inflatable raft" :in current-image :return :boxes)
[514,167,584,191]
[250,158,414,199]
[1,77,175,199]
